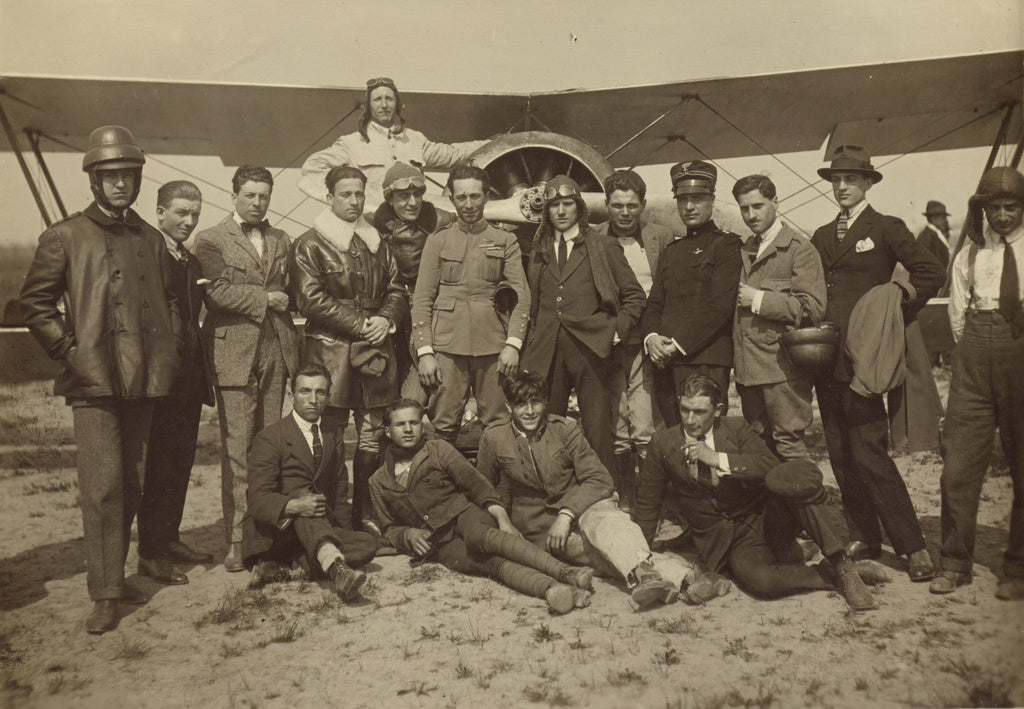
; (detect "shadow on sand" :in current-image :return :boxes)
[0,521,226,612]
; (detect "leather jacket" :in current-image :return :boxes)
[289,219,407,408]
[20,202,181,400]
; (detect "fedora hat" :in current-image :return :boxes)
[922,200,950,217]
[817,145,883,184]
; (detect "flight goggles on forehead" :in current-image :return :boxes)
[388,175,426,192]
[542,182,580,201]
[366,77,397,90]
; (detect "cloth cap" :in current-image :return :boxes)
[670,161,717,196]
[816,145,883,183]
[382,162,426,198]
[923,200,950,217]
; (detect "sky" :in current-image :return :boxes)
[1,0,1021,245]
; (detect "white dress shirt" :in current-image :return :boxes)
[749,219,785,315]
[233,211,263,258]
[684,427,731,478]
[291,410,322,456]
[948,222,1024,341]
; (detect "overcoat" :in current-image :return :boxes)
[733,223,826,386]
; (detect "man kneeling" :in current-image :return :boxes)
[369,400,594,614]
[243,364,377,601]
[635,374,877,611]
[478,372,696,610]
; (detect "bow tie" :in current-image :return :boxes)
[241,221,265,235]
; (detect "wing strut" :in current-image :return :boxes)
[605,97,690,163]
[694,96,832,205]
[943,102,1021,296]
[27,130,67,219]
[0,98,52,226]
[983,103,1019,174]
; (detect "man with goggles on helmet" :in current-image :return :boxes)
[373,162,456,405]
[521,175,646,474]
[299,77,486,212]
[21,126,182,634]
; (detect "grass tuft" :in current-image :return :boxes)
[532,623,563,643]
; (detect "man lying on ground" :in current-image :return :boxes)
[634,373,882,612]
[477,372,722,609]
[369,399,594,614]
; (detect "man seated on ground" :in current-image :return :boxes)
[242,363,377,602]
[634,374,880,611]
[478,372,715,609]
[369,399,594,615]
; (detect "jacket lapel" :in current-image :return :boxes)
[405,444,433,491]
[283,415,316,476]
[226,217,264,268]
[832,207,876,265]
[641,223,661,274]
[312,423,339,485]
[558,239,587,282]
[262,230,278,285]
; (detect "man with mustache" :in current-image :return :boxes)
[932,167,1024,600]
[410,164,529,446]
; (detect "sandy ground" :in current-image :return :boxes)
[1,373,1023,709]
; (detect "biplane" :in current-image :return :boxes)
[1,49,1021,380]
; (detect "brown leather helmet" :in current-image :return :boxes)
[82,125,145,172]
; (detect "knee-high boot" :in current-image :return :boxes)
[615,451,637,513]
[484,557,584,614]
[350,449,379,532]
[479,527,593,590]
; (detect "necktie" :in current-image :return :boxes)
[311,424,323,470]
[558,236,568,270]
[836,209,849,241]
[695,435,714,487]
[243,222,264,259]
[750,234,763,258]
[177,244,189,263]
[999,237,1022,336]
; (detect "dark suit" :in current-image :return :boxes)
[640,221,742,423]
[811,204,944,555]
[195,215,299,544]
[916,225,950,269]
[242,413,376,570]
[139,243,214,560]
[522,228,645,471]
[636,418,843,597]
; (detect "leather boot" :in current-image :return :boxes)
[350,450,379,531]
[615,451,637,513]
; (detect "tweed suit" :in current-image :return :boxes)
[195,215,299,544]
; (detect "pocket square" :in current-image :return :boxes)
[855,237,875,253]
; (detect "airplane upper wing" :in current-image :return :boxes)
[529,50,1023,166]
[1,50,1019,167]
